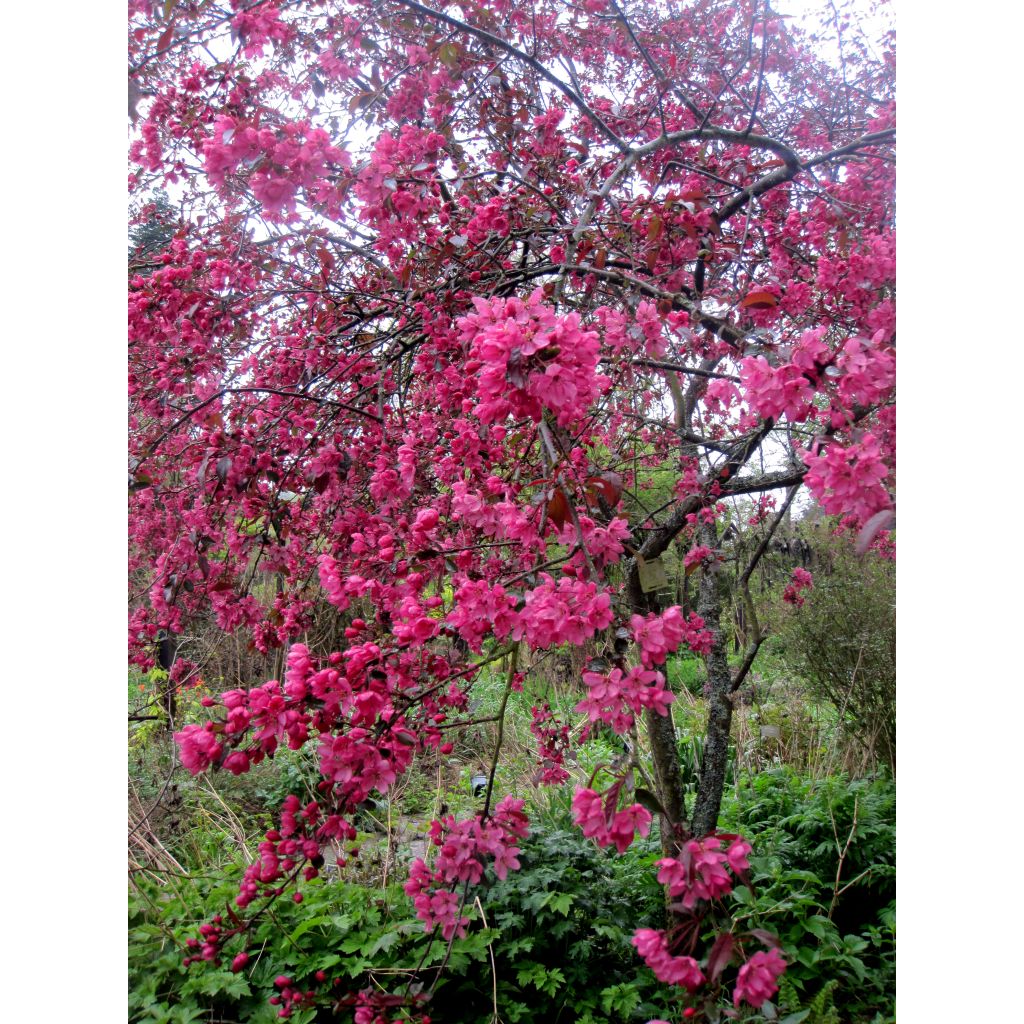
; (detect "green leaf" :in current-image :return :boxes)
[600,982,641,1016]
[287,914,333,944]
[364,929,401,957]
[796,947,819,968]
[802,915,831,939]
[548,891,575,915]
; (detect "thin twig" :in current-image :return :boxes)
[827,795,859,920]
[481,645,520,820]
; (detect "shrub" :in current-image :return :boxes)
[775,528,895,771]
[719,768,895,1022]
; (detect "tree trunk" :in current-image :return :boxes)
[158,631,177,729]
[644,706,687,857]
[690,520,735,837]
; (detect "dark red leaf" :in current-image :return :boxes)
[316,247,334,276]
[749,929,782,948]
[507,347,528,388]
[706,931,735,983]
[603,780,623,825]
[547,489,570,530]
[216,456,232,484]
[157,21,176,51]
[594,471,623,506]
[740,290,778,310]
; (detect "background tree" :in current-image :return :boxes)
[128,0,895,1016]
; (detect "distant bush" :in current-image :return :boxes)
[776,528,895,770]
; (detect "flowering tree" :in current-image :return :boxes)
[129,0,894,1017]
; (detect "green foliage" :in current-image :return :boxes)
[720,768,895,1023]
[129,862,468,1023]
[430,825,674,1024]
[775,528,895,770]
[129,822,675,1024]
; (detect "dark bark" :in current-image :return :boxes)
[617,583,687,857]
[644,705,687,857]
[690,520,735,837]
[158,631,177,729]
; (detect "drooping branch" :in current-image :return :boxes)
[729,483,802,693]
[392,0,631,153]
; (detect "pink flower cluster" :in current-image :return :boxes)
[633,930,785,1008]
[465,195,511,243]
[803,433,892,524]
[405,797,529,939]
[683,544,715,572]
[318,726,414,807]
[175,723,223,774]
[572,787,652,854]
[233,795,344,910]
[655,835,751,911]
[513,574,614,649]
[835,331,895,409]
[575,665,675,734]
[203,115,348,219]
[446,579,520,651]
[354,124,446,240]
[733,948,787,1008]
[230,0,292,57]
[556,514,632,569]
[783,567,814,607]
[631,606,713,666]
[747,494,776,526]
[635,300,668,358]
[739,356,815,424]
[458,288,608,426]
[631,929,705,991]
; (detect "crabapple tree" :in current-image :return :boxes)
[129,0,894,1018]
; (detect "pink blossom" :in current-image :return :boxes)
[457,289,608,426]
[804,434,891,524]
[739,356,815,423]
[175,724,223,774]
[572,787,652,853]
[733,948,787,1008]
[683,545,714,571]
[632,929,706,992]
[655,835,753,909]
[405,798,529,938]
[782,567,814,607]
[726,838,752,874]
[575,666,674,734]
[631,606,713,665]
